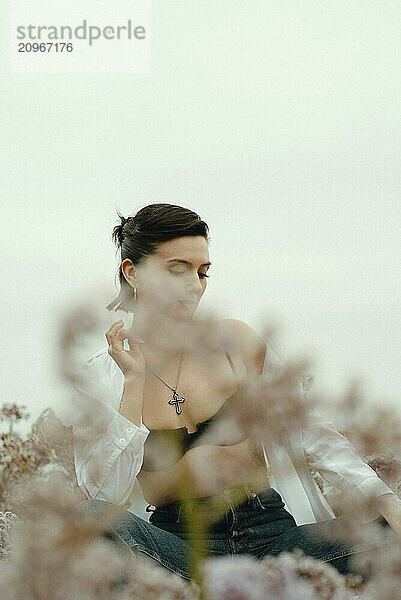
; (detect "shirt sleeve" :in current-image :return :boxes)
[72,355,150,505]
[301,406,396,517]
[262,343,397,519]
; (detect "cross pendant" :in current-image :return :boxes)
[169,389,186,414]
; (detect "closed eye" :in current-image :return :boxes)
[169,270,210,279]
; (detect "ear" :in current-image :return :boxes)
[121,259,137,286]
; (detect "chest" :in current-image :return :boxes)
[141,350,247,433]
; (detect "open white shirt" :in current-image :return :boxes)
[72,343,396,525]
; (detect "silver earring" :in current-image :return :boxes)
[133,285,137,301]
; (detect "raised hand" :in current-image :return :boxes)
[105,320,146,381]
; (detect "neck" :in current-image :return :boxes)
[128,305,193,356]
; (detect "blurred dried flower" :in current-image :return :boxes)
[0,405,85,512]
[0,403,30,435]
[333,379,401,459]
[351,532,401,600]
[120,554,200,600]
[0,511,19,562]
[262,548,360,600]
[200,553,321,600]
[0,472,137,600]
[365,453,401,497]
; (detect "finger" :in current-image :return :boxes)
[106,319,123,334]
[106,320,124,348]
[106,320,124,339]
[116,331,145,353]
[105,320,123,340]
[110,328,142,357]
[117,328,144,344]
[115,329,132,349]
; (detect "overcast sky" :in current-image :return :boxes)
[1,1,400,434]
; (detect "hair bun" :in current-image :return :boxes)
[111,214,132,248]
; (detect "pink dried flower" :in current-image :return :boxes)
[263,549,359,600]
[0,472,136,599]
[200,553,320,600]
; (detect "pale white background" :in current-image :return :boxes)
[1,1,400,435]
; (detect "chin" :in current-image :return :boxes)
[172,305,197,321]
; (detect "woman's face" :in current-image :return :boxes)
[123,235,211,321]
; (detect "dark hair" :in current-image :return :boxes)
[106,203,210,312]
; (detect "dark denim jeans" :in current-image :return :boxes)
[75,484,393,585]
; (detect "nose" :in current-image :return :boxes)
[184,275,203,300]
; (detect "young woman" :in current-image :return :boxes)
[73,203,401,585]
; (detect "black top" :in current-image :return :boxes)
[141,351,242,471]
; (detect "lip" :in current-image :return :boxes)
[177,300,197,305]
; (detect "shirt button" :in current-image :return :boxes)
[224,488,229,494]
[126,426,133,433]
[119,437,126,444]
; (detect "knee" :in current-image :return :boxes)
[73,498,122,521]
[74,498,114,511]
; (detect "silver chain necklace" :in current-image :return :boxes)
[144,326,189,415]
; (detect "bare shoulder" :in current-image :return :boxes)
[215,318,267,377]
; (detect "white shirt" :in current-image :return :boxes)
[72,343,395,525]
